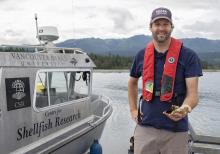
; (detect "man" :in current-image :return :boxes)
[128,7,203,154]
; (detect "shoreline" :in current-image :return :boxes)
[202,69,220,72]
[93,69,220,73]
[93,69,129,73]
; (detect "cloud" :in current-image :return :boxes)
[1,0,220,44]
[147,0,220,10]
[4,29,21,37]
[0,0,10,2]
[0,29,35,44]
[182,20,220,39]
[107,8,134,33]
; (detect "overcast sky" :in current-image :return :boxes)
[1,0,220,45]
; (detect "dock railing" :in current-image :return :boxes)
[188,122,220,154]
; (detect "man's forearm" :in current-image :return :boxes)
[128,78,138,111]
[182,77,199,112]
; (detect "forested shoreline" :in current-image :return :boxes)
[0,47,219,69]
[89,53,220,70]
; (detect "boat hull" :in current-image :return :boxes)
[50,118,106,154]
[8,95,113,154]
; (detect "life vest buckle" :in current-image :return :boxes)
[154,91,161,96]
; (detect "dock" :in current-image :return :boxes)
[189,123,220,154]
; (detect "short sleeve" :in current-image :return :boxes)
[130,49,145,78]
[184,48,203,78]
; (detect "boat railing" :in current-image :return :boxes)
[88,95,112,127]
[0,44,86,54]
[101,95,111,116]
[188,122,220,154]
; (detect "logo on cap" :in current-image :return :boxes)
[155,9,168,15]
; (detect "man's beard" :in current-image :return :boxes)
[152,30,172,43]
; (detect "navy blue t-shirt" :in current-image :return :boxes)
[130,46,203,132]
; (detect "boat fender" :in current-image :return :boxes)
[90,139,102,154]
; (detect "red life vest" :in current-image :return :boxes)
[142,37,182,102]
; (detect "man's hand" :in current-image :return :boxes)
[130,109,138,123]
[163,105,189,121]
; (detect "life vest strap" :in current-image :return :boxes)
[153,91,185,97]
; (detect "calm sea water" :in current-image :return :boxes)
[92,71,220,154]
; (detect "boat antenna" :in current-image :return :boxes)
[72,0,74,38]
[34,13,42,45]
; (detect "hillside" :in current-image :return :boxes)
[57,35,220,55]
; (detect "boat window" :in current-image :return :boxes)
[35,72,48,108]
[35,71,90,109]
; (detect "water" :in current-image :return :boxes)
[189,72,220,136]
[92,71,220,154]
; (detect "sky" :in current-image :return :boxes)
[0,0,220,45]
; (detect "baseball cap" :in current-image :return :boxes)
[150,7,172,23]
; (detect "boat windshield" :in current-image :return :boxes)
[34,70,90,108]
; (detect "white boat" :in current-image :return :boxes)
[0,16,113,154]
